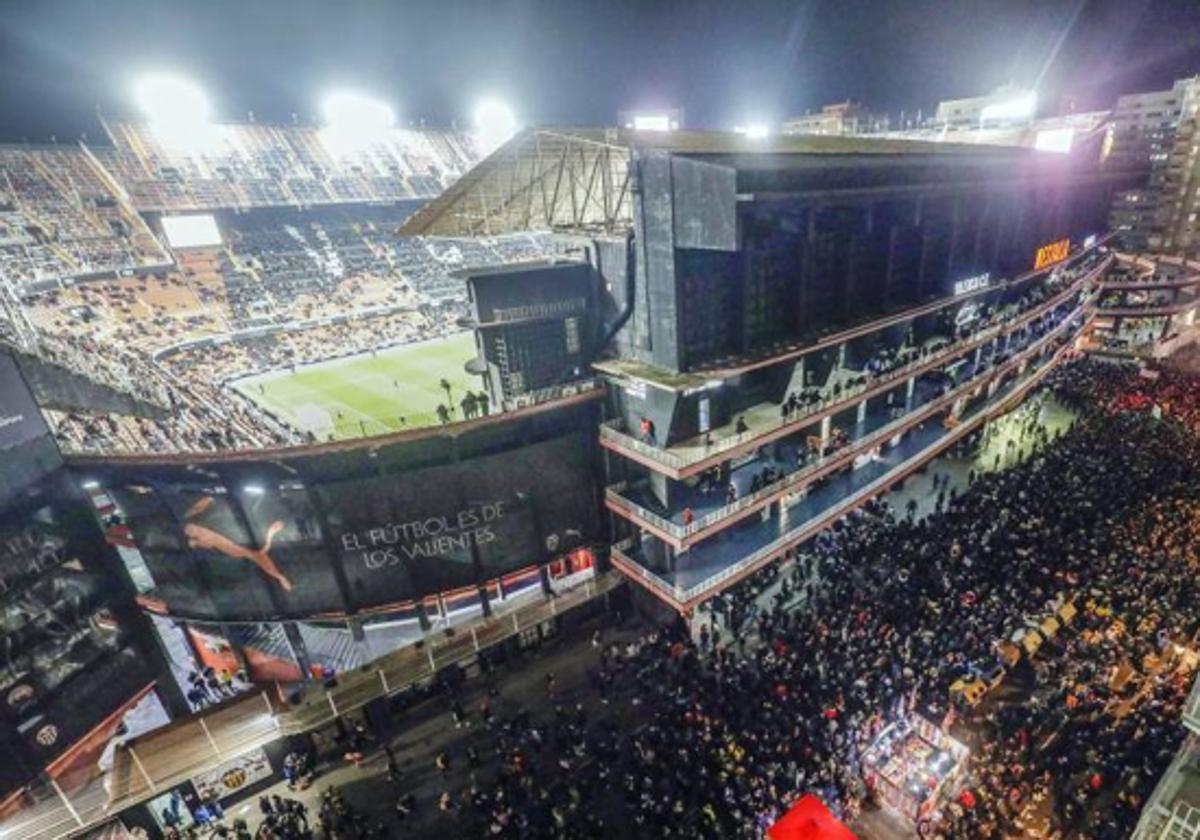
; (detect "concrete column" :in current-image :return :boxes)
[820,415,831,457]
[952,397,965,416]
[837,342,847,369]
[906,376,916,403]
[856,399,867,424]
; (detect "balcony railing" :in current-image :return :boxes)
[610,313,1086,610]
[1090,293,1200,318]
[600,256,1110,477]
[1131,735,1200,840]
[608,300,1088,546]
[1185,670,1200,736]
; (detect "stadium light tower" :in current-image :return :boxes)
[474,98,518,153]
[134,74,216,151]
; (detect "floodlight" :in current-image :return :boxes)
[632,114,672,132]
[474,98,518,152]
[135,75,212,126]
[1034,127,1074,153]
[321,91,395,135]
[133,74,221,152]
[734,124,770,139]
[980,91,1037,123]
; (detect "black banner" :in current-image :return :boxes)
[0,351,47,451]
[107,430,599,620]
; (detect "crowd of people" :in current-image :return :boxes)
[2,194,562,456]
[365,357,1200,839]
[107,355,1200,840]
[161,308,461,387]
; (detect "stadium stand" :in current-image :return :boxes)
[0,124,561,455]
[0,147,168,289]
[92,119,480,211]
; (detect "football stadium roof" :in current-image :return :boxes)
[397,125,1036,238]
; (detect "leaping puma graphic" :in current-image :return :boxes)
[184,497,292,591]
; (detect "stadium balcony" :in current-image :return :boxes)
[609,306,1091,613]
[606,290,1091,550]
[1088,297,1200,318]
[597,247,1112,480]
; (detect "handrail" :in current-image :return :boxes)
[1099,276,1200,291]
[674,336,1075,605]
[610,313,1087,609]
[1089,296,1200,317]
[1184,670,1200,735]
[65,381,605,466]
[600,256,1109,477]
[85,573,623,821]
[607,295,1090,544]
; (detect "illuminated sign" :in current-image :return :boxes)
[1034,238,1070,270]
[1084,234,1097,249]
[953,272,990,296]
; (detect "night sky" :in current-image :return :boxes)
[1,0,1199,142]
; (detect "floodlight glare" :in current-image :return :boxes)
[133,74,218,152]
[135,75,212,125]
[1034,127,1075,154]
[632,114,672,132]
[980,91,1037,123]
[734,123,770,139]
[474,98,518,152]
[321,92,396,135]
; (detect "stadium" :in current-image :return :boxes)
[3,5,1200,840]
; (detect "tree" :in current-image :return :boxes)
[439,378,453,407]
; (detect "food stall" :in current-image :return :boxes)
[862,714,969,823]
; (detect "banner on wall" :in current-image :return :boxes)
[0,351,49,451]
[108,432,598,620]
[192,747,273,802]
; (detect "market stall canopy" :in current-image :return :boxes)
[767,795,858,840]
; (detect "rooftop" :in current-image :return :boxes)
[397,125,1072,238]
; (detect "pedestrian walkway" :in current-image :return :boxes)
[2,573,622,840]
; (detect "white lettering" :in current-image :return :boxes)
[342,504,510,571]
[954,273,990,296]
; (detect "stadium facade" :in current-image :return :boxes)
[401,126,1131,611]
[0,117,1147,827]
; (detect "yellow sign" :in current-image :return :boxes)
[1034,238,1071,270]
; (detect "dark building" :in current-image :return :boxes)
[402,126,1127,612]
[0,349,178,804]
[464,260,596,409]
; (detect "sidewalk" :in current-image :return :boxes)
[194,611,650,839]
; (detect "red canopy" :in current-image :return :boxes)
[767,795,858,840]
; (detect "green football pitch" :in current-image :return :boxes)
[232,332,480,440]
